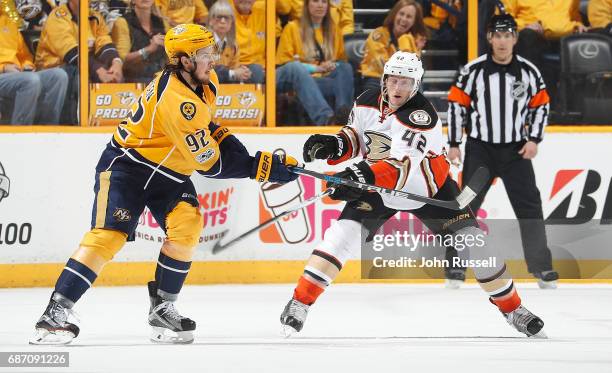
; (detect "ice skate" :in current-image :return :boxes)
[147,281,196,344]
[502,305,547,338]
[534,271,559,289]
[445,269,466,289]
[280,298,310,337]
[30,292,80,345]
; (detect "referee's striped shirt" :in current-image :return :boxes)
[447,54,550,146]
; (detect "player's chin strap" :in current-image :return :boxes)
[290,166,490,211]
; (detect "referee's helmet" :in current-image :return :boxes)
[487,13,518,34]
[382,51,424,101]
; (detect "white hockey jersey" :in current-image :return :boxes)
[330,89,450,211]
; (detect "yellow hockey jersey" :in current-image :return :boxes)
[502,0,583,39]
[155,0,208,25]
[0,13,35,72]
[231,0,266,66]
[112,69,222,177]
[360,26,423,79]
[35,4,114,69]
[276,20,346,67]
[276,0,354,35]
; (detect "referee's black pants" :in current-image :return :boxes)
[447,138,554,274]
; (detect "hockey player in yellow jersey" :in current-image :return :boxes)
[31,24,299,345]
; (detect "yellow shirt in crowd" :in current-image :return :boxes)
[502,0,583,39]
[155,0,208,25]
[276,0,354,35]
[360,26,423,79]
[276,19,346,75]
[423,0,462,30]
[587,0,612,28]
[114,69,221,175]
[231,0,266,66]
[218,41,240,69]
[35,4,113,69]
[0,13,35,71]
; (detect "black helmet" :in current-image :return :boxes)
[487,13,517,33]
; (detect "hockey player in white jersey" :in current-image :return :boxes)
[280,51,546,338]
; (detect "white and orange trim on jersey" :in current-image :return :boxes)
[419,151,450,197]
[370,157,410,190]
[328,126,361,165]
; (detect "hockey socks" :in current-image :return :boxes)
[490,288,522,313]
[477,264,521,313]
[155,252,191,300]
[54,258,98,304]
[293,266,333,305]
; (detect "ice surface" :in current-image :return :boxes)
[1,284,611,373]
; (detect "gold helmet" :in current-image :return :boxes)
[165,24,216,64]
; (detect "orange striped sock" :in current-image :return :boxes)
[293,275,325,306]
[490,288,522,313]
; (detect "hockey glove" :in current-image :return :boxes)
[327,161,374,201]
[251,151,300,184]
[303,134,340,162]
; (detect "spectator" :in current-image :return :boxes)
[90,0,125,30]
[276,0,353,125]
[111,0,168,83]
[360,0,427,93]
[424,0,462,33]
[0,9,68,125]
[230,0,265,84]
[424,0,466,62]
[503,0,588,100]
[209,0,254,83]
[588,0,612,30]
[155,0,207,26]
[15,0,55,30]
[277,0,354,36]
[35,0,123,123]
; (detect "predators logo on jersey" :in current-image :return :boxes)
[180,102,197,120]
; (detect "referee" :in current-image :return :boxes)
[445,14,558,289]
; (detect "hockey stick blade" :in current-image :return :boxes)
[211,188,334,254]
[289,166,489,211]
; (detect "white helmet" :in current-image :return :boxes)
[381,51,424,102]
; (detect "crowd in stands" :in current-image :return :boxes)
[0,0,610,125]
[360,0,427,92]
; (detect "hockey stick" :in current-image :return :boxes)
[211,188,335,254]
[289,166,490,210]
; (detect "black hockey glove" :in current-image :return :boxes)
[327,161,374,201]
[303,134,340,162]
[250,151,300,184]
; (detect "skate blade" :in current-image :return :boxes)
[529,330,548,339]
[537,280,558,289]
[29,328,75,345]
[150,326,194,344]
[445,279,463,290]
[281,325,298,338]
